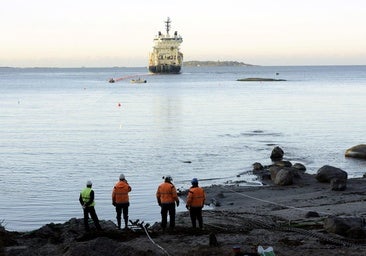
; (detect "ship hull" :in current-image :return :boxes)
[148,65,181,74]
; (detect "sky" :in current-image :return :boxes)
[1,0,366,67]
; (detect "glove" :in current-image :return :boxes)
[176,200,179,207]
[186,205,189,210]
[112,202,116,206]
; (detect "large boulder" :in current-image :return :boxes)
[345,144,366,159]
[269,165,282,181]
[274,168,293,186]
[270,146,284,160]
[315,165,347,183]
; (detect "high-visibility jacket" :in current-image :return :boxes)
[156,182,178,204]
[80,187,95,207]
[112,180,131,204]
[186,186,205,207]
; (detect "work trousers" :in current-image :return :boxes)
[160,203,176,229]
[189,206,203,228]
[115,202,129,228]
[83,206,102,231]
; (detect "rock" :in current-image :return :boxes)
[324,216,363,237]
[305,211,320,218]
[270,146,284,160]
[274,160,292,168]
[274,168,293,186]
[330,178,347,191]
[315,165,348,183]
[292,163,306,172]
[345,144,366,159]
[269,165,282,181]
[252,162,264,172]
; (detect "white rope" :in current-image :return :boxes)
[222,186,331,216]
[142,225,172,256]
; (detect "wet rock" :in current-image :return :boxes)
[270,146,284,160]
[315,165,348,183]
[269,165,282,181]
[252,162,264,172]
[292,163,306,172]
[274,168,293,186]
[274,160,292,168]
[345,144,366,159]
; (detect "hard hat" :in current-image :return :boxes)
[191,178,198,184]
[165,175,172,182]
[119,174,125,180]
[86,180,92,186]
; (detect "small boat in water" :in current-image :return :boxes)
[130,78,147,84]
[108,78,115,83]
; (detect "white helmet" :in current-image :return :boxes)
[86,180,92,186]
[119,174,125,180]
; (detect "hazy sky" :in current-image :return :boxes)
[1,0,365,67]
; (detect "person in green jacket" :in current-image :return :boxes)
[79,180,102,231]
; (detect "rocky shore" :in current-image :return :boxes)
[2,146,366,256]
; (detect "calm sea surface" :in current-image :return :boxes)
[1,65,366,231]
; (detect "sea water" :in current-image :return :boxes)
[1,65,366,231]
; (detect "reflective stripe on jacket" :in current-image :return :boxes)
[112,180,131,203]
[186,186,205,207]
[81,187,95,207]
[156,182,178,204]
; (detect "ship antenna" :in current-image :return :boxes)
[165,17,171,35]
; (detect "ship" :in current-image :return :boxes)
[148,18,183,74]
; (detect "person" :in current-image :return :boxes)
[156,175,179,230]
[79,180,102,231]
[112,173,132,229]
[186,178,205,229]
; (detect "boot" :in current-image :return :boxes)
[117,217,121,229]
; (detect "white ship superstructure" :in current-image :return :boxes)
[148,18,183,74]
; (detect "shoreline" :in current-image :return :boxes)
[2,172,366,255]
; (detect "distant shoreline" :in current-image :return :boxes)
[2,64,365,69]
[183,60,255,67]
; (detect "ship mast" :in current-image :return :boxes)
[165,17,171,35]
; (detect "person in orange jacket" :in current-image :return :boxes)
[156,175,180,230]
[112,174,132,229]
[186,178,205,229]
